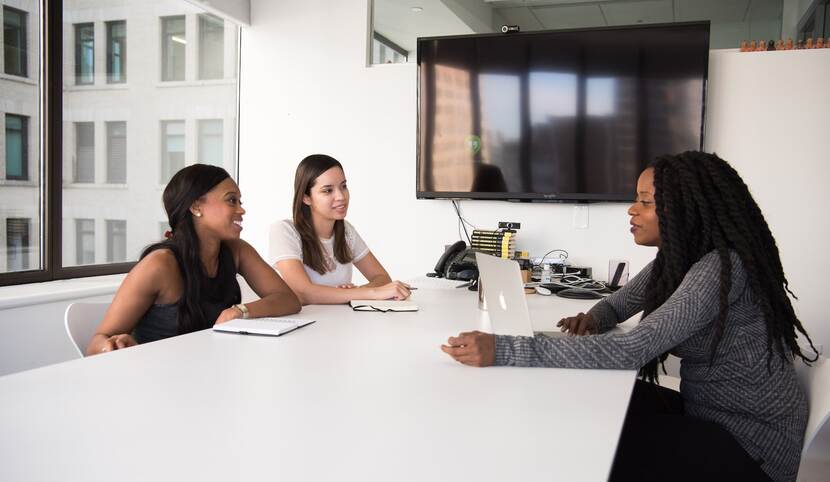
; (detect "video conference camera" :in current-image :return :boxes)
[500,25,520,34]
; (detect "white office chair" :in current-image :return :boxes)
[64,302,109,358]
[796,355,830,456]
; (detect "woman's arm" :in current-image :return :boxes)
[275,258,410,305]
[85,250,175,355]
[220,240,301,321]
[353,252,392,287]
[586,260,654,333]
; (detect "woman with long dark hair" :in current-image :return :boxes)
[270,154,410,304]
[441,152,817,481]
[86,164,300,353]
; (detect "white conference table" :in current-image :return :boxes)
[0,278,636,482]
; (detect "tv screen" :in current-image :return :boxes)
[417,22,709,202]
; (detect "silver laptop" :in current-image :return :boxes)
[475,253,537,337]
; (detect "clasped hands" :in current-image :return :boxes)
[441,312,596,366]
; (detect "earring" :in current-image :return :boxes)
[195,212,202,218]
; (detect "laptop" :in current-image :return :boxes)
[475,252,564,338]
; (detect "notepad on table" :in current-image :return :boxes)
[213,317,316,336]
[349,300,419,312]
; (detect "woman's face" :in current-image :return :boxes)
[627,168,661,247]
[191,177,245,241]
[304,167,349,223]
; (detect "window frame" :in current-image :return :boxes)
[105,20,126,84]
[161,15,186,82]
[74,22,95,85]
[0,1,241,287]
[3,5,29,77]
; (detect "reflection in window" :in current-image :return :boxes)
[106,121,126,183]
[75,219,95,265]
[161,120,185,183]
[6,218,30,271]
[75,23,94,85]
[198,119,223,165]
[5,114,28,180]
[587,78,616,117]
[199,14,223,79]
[106,219,127,262]
[161,16,186,81]
[529,72,577,123]
[3,6,27,77]
[74,122,95,183]
[106,21,126,83]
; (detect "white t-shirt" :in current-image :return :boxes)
[269,219,370,287]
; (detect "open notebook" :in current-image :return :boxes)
[349,300,419,312]
[213,317,316,336]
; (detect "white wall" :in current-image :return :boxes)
[240,0,830,353]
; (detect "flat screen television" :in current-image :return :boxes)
[416,22,709,202]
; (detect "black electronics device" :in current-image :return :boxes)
[432,241,479,281]
[417,22,710,202]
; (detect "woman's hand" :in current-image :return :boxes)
[369,281,411,300]
[98,334,138,353]
[337,283,357,289]
[557,312,596,336]
[215,306,244,325]
[441,331,495,367]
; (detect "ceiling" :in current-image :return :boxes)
[373,0,784,58]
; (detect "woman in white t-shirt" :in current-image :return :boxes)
[270,154,411,304]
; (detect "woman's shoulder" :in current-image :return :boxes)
[274,219,301,237]
[132,247,181,284]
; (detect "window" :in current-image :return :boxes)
[106,121,126,183]
[5,114,28,181]
[198,119,223,165]
[198,14,223,79]
[75,23,94,85]
[3,6,27,76]
[371,32,407,64]
[106,220,126,263]
[5,218,30,271]
[74,122,95,183]
[161,16,185,81]
[161,120,184,183]
[106,21,126,83]
[75,219,95,265]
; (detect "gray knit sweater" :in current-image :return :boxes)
[494,251,807,481]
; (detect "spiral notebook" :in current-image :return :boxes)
[213,317,316,336]
[349,300,419,312]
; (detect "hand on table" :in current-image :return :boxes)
[441,331,495,367]
[370,281,411,300]
[99,334,138,353]
[557,312,596,336]
[215,306,244,325]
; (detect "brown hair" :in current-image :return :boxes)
[292,154,353,275]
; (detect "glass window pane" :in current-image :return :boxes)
[62,1,238,270]
[74,122,95,183]
[1,2,40,276]
[75,23,94,85]
[162,16,186,81]
[199,14,223,79]
[198,119,223,165]
[106,121,126,183]
[106,21,126,83]
[75,218,95,265]
[3,6,28,76]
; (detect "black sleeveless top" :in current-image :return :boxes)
[132,243,241,344]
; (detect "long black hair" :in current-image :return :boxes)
[141,164,240,335]
[640,151,817,383]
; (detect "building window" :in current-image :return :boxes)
[6,218,30,271]
[106,121,126,183]
[371,32,408,64]
[106,220,126,262]
[3,6,28,77]
[5,114,28,180]
[75,218,95,265]
[161,16,185,81]
[198,14,223,80]
[198,119,223,165]
[74,122,95,183]
[74,23,94,85]
[161,120,184,183]
[106,21,126,83]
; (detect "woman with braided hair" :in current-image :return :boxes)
[442,151,818,481]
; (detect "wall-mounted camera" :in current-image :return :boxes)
[499,221,521,230]
[500,25,520,34]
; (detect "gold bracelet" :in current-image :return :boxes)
[234,303,249,319]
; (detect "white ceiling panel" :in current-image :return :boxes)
[494,6,545,30]
[676,0,749,22]
[601,0,674,26]
[532,4,607,29]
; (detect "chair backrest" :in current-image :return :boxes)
[64,303,110,358]
[796,355,830,456]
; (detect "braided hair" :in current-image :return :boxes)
[640,151,817,383]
